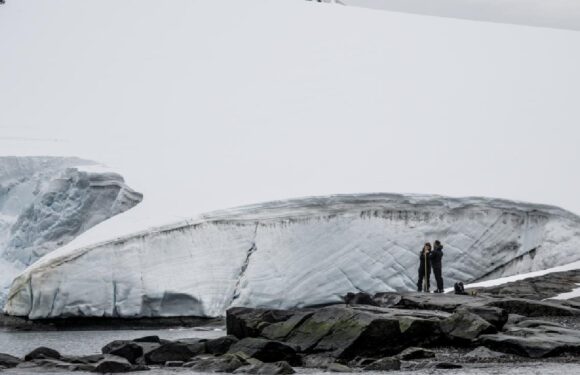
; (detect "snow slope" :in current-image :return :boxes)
[0,157,142,304]
[341,0,580,31]
[5,193,580,319]
[2,1,580,318]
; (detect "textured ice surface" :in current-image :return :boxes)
[0,156,142,304]
[5,194,580,319]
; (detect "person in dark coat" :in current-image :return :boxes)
[430,240,444,293]
[417,242,432,292]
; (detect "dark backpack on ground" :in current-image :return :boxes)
[454,282,468,295]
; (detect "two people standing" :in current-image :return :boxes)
[416,240,444,293]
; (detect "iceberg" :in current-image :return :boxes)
[5,193,580,319]
[0,156,142,304]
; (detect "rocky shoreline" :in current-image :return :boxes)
[0,314,224,332]
[1,292,580,373]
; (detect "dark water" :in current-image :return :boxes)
[0,327,224,357]
[1,328,579,374]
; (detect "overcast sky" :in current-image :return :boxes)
[1,0,580,224]
[343,0,580,30]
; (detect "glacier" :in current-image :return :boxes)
[5,193,580,319]
[0,156,142,304]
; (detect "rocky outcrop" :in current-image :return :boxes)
[0,353,21,368]
[472,269,580,301]
[479,322,580,358]
[227,292,580,361]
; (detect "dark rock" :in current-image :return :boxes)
[144,340,205,364]
[343,292,377,306]
[0,353,21,368]
[363,357,401,371]
[435,362,462,369]
[232,305,447,360]
[479,324,580,358]
[440,309,496,341]
[133,335,161,343]
[78,354,106,363]
[396,347,435,360]
[92,355,134,373]
[260,312,315,341]
[190,353,245,373]
[474,269,580,300]
[165,360,184,367]
[24,347,61,361]
[228,338,299,365]
[234,361,295,374]
[227,307,297,339]
[460,305,508,330]
[284,306,415,359]
[206,335,239,355]
[484,298,580,317]
[389,293,485,312]
[101,340,143,364]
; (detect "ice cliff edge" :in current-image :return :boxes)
[0,156,143,305]
[5,193,580,319]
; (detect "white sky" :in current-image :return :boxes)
[1,0,580,231]
[343,0,580,30]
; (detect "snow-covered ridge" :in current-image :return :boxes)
[0,156,143,304]
[5,193,580,319]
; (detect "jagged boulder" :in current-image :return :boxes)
[484,298,580,317]
[227,307,297,339]
[260,311,315,341]
[440,309,497,342]
[228,338,299,365]
[0,353,22,368]
[101,340,144,364]
[459,305,508,330]
[206,335,240,355]
[144,340,205,364]
[133,335,162,343]
[92,355,135,373]
[228,305,448,360]
[24,347,61,361]
[479,324,580,358]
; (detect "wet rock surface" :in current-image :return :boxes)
[3,292,580,373]
[226,291,580,369]
[473,270,580,301]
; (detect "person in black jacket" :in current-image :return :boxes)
[417,242,432,292]
[430,240,444,293]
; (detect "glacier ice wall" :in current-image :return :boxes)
[0,156,143,304]
[5,193,580,319]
